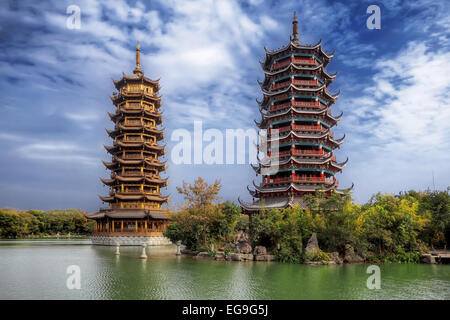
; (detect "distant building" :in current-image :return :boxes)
[86,42,171,246]
[240,13,353,213]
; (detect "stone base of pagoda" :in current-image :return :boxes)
[91,232,172,246]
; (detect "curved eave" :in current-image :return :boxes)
[118,124,164,135]
[99,195,114,202]
[145,177,168,185]
[252,181,337,194]
[251,163,260,173]
[264,43,291,56]
[320,47,335,59]
[100,177,115,185]
[105,194,169,202]
[327,111,343,122]
[145,159,167,168]
[265,39,322,56]
[238,197,290,212]
[268,129,330,142]
[324,89,340,100]
[260,154,333,168]
[102,160,116,169]
[329,134,345,145]
[261,106,328,120]
[262,84,326,96]
[335,182,354,194]
[113,74,160,89]
[331,157,349,170]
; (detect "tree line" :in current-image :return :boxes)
[165,178,449,263]
[0,209,94,238]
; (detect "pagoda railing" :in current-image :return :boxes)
[272,59,291,70]
[120,104,155,113]
[292,100,320,108]
[292,124,323,131]
[292,57,317,66]
[271,80,291,90]
[121,137,154,143]
[263,176,334,185]
[123,154,143,159]
[270,101,321,112]
[268,149,329,158]
[292,149,325,156]
[124,119,142,125]
[293,79,318,86]
[271,124,325,134]
[111,190,162,196]
[269,150,291,158]
[271,79,319,90]
[93,231,164,237]
[272,57,318,71]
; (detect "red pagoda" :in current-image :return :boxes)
[87,42,171,245]
[239,13,352,213]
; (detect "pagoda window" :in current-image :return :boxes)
[143,86,153,94]
[127,84,142,93]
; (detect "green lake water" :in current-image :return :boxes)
[0,240,449,300]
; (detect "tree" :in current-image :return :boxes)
[176,177,221,208]
[176,177,222,246]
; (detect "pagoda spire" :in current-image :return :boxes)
[292,11,299,44]
[134,41,143,75]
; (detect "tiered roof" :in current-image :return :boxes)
[240,13,352,213]
[88,42,169,220]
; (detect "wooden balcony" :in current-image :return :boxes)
[93,231,164,237]
[271,124,325,134]
[293,79,318,86]
[292,149,326,157]
[269,150,291,158]
[292,57,318,66]
[292,100,320,108]
[271,80,291,90]
[272,59,291,70]
[271,57,318,71]
[263,176,334,185]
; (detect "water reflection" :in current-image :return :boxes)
[0,240,449,300]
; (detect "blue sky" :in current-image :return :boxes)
[0,0,449,212]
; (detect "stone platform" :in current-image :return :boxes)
[91,235,172,246]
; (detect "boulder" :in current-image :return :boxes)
[181,249,198,256]
[235,242,252,254]
[254,254,277,261]
[229,253,242,261]
[214,252,225,261]
[305,260,323,266]
[241,254,254,261]
[253,245,267,256]
[305,233,320,254]
[330,252,343,264]
[420,254,436,264]
[195,251,210,258]
[343,244,364,263]
[234,230,249,244]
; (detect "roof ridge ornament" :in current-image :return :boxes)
[292,11,299,44]
[134,41,143,75]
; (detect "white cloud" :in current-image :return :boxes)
[16,142,98,166]
[343,41,450,200]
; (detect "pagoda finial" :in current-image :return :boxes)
[292,11,299,44]
[134,41,143,74]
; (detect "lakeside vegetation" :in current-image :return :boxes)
[165,178,449,264]
[0,209,94,238]
[1,178,448,265]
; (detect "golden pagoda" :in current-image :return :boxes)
[87,42,171,246]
